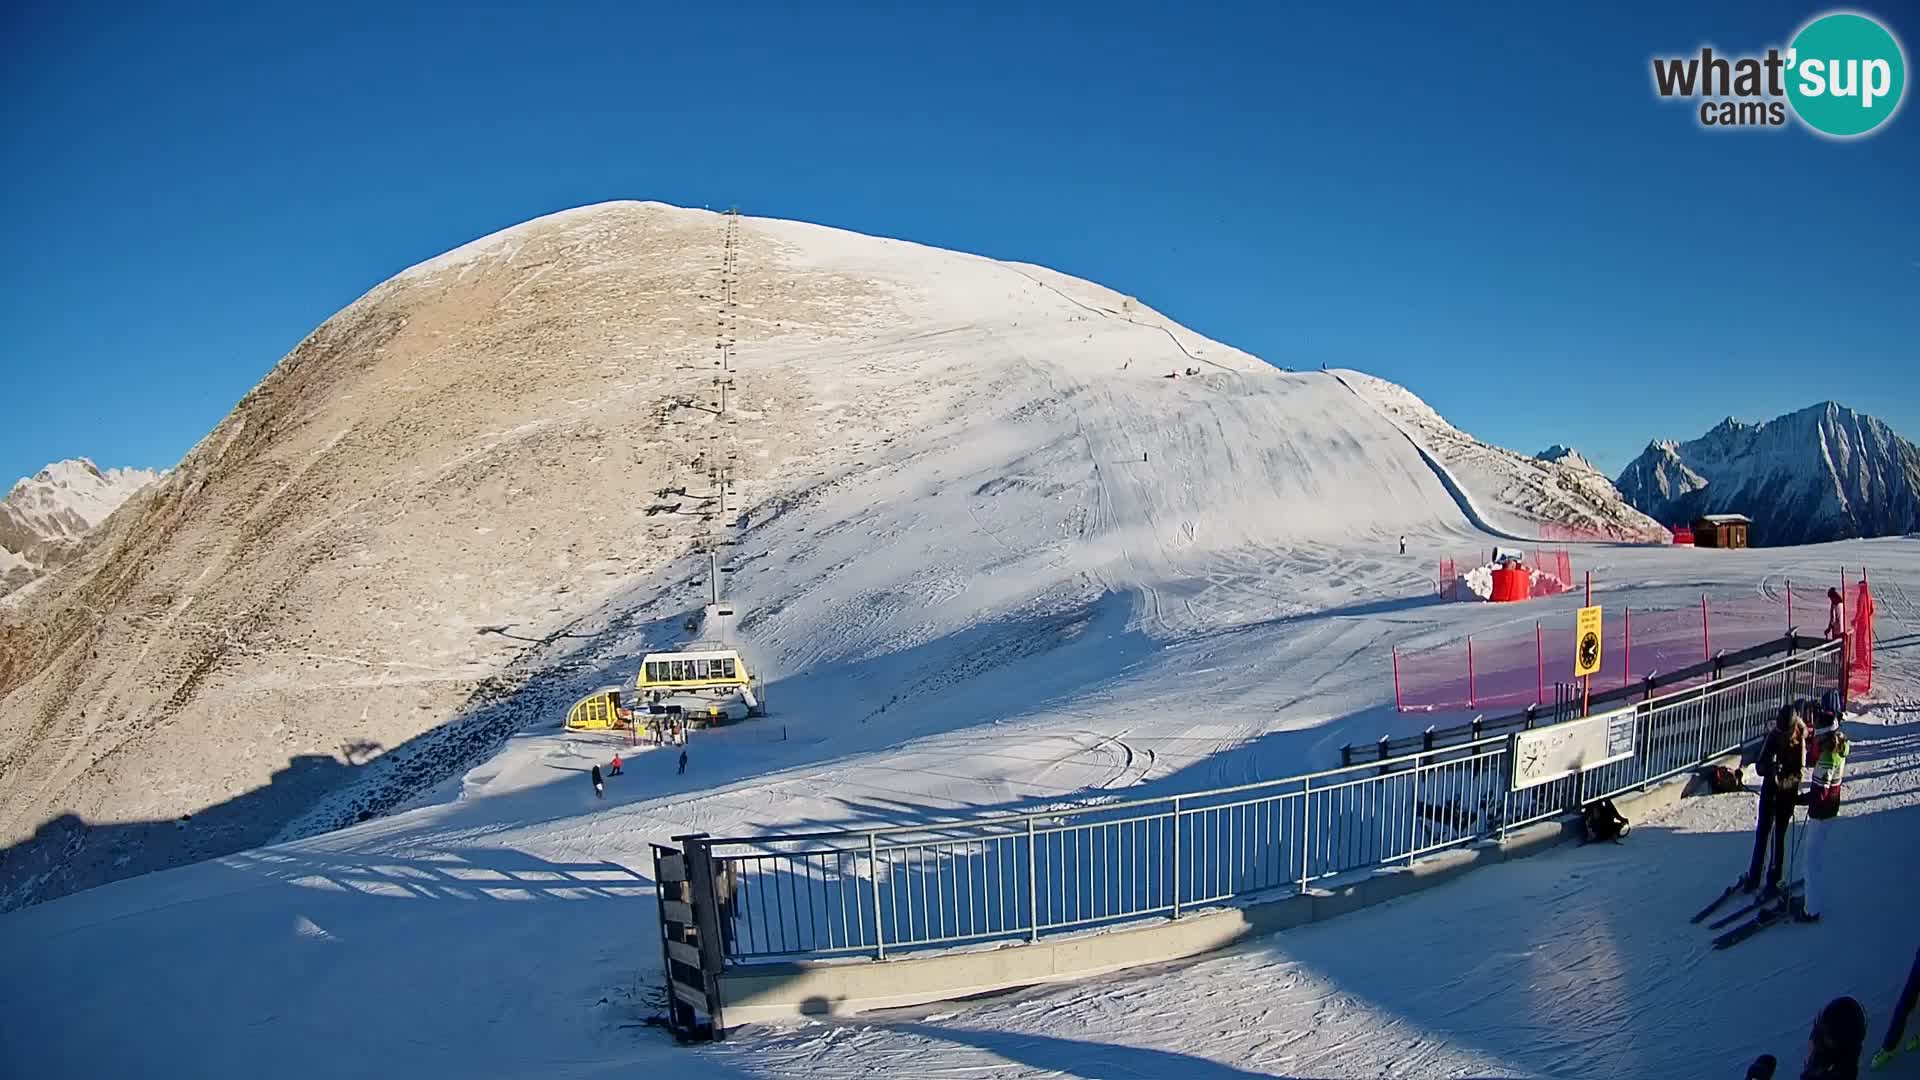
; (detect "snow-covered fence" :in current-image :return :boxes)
[672,640,1842,966]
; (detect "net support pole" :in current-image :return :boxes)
[1392,646,1403,712]
[1623,607,1632,688]
[1467,636,1476,709]
[1535,622,1544,706]
[1702,594,1710,661]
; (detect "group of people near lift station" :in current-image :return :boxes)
[1738,688,1919,1077]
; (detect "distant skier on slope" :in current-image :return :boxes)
[1744,704,1805,897]
[1872,944,1920,1070]
[677,749,688,776]
[1399,536,1407,556]
[591,764,605,799]
[1793,692,1849,924]
[610,753,623,777]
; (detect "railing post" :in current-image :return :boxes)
[682,835,729,1037]
[1410,740,1427,864]
[1025,818,1040,940]
[1169,797,1182,919]
[1499,751,1512,842]
[1298,780,1311,892]
[1377,736,1391,776]
[869,832,886,959]
[1643,673,1656,704]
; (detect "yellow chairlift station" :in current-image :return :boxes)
[563,686,628,731]
[635,645,767,718]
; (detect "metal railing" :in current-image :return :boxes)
[676,639,1841,965]
[1358,632,1835,762]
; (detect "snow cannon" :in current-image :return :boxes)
[1489,564,1530,602]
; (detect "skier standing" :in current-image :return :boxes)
[1871,944,1920,1070]
[1399,536,1407,556]
[677,749,688,776]
[1794,691,1848,924]
[590,764,605,799]
[1745,704,1805,897]
[1826,588,1846,641]
[610,753,623,777]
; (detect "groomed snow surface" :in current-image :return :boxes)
[3,540,1915,1079]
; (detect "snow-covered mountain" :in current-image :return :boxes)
[1536,444,1600,474]
[0,202,1664,911]
[0,459,161,598]
[1616,403,1920,546]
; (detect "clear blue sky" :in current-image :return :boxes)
[3,1,1915,487]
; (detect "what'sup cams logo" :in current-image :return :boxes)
[1652,10,1906,137]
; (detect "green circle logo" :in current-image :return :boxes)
[1787,12,1907,137]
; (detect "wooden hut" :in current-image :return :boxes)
[1691,513,1752,549]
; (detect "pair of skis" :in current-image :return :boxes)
[1694,878,1804,949]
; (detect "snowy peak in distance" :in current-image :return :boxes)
[1535,445,1601,474]
[1,458,163,598]
[1615,402,1920,546]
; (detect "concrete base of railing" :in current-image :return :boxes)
[717,752,1738,1024]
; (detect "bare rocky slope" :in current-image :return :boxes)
[0,203,873,907]
[0,202,1658,910]
[0,460,161,598]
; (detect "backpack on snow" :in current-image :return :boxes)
[1707,764,1745,794]
[1582,798,1630,844]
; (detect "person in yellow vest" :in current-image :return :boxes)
[1794,690,1848,924]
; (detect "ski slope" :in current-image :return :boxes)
[3,540,1914,1079]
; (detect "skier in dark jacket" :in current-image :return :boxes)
[1745,704,1805,896]
[590,764,605,799]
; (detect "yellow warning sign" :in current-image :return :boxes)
[1574,605,1603,678]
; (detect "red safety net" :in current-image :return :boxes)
[1393,585,1828,713]
[1849,578,1875,696]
